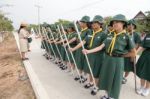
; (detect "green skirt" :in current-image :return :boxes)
[136,50,150,82]
[75,48,85,70]
[84,52,105,78]
[124,57,134,72]
[98,54,124,99]
[45,42,50,52]
[52,44,59,57]
[65,48,76,63]
[41,40,46,49]
[48,43,54,56]
[60,45,66,61]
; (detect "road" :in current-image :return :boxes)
[14,32,150,99]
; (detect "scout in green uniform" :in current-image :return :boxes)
[63,23,78,73]
[82,14,136,99]
[136,32,150,97]
[46,25,56,60]
[55,26,69,70]
[41,27,49,57]
[69,16,91,83]
[123,19,141,84]
[44,26,53,60]
[107,24,114,35]
[40,25,52,60]
[84,15,107,95]
[48,25,61,64]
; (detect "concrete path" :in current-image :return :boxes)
[14,32,150,99]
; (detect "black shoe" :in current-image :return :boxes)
[55,62,58,64]
[46,56,50,60]
[62,66,67,70]
[60,65,65,69]
[58,61,62,64]
[82,78,87,83]
[58,63,63,66]
[122,77,127,84]
[91,87,98,95]
[43,53,47,56]
[101,95,109,99]
[79,79,84,83]
[79,76,87,83]
[84,83,93,89]
[91,90,97,95]
[50,57,53,59]
[59,64,64,68]
[74,76,80,81]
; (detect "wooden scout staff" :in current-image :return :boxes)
[131,23,137,91]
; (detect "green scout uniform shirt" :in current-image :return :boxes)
[84,30,107,77]
[141,33,150,48]
[68,32,78,47]
[104,32,135,55]
[124,32,141,72]
[99,32,135,99]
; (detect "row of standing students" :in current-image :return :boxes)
[38,14,150,99]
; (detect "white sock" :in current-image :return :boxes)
[145,88,150,91]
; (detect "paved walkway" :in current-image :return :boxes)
[14,32,150,99]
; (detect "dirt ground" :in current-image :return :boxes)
[0,32,36,99]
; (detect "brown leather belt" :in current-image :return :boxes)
[106,53,123,57]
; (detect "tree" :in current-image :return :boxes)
[28,24,38,30]
[104,16,112,25]
[0,11,14,31]
[55,19,71,26]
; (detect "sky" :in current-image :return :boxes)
[0,0,150,29]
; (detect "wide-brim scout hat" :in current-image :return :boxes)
[92,15,104,24]
[42,23,49,28]
[68,22,75,29]
[127,19,137,29]
[110,14,127,27]
[80,16,90,23]
[63,24,68,30]
[50,24,57,32]
[20,22,28,27]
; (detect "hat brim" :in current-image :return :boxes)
[80,20,89,23]
[91,21,104,24]
[21,24,28,27]
[110,20,127,27]
[127,23,137,29]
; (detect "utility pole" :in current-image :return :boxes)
[35,4,42,34]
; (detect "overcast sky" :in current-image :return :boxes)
[0,0,150,29]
